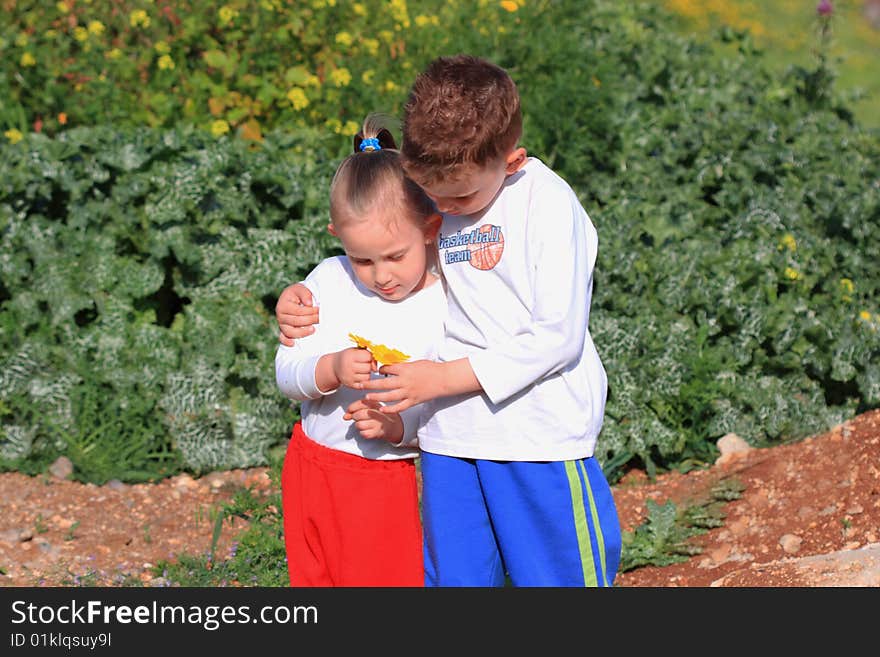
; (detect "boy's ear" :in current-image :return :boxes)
[505,147,528,175]
[424,213,442,243]
[327,223,337,236]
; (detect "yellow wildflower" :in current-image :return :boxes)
[500,0,519,11]
[341,120,359,136]
[219,5,239,25]
[286,87,309,110]
[384,80,398,93]
[20,52,36,67]
[107,48,123,60]
[778,233,797,252]
[56,1,70,14]
[211,120,230,137]
[353,3,367,16]
[87,20,105,36]
[155,41,171,54]
[45,29,58,39]
[362,69,375,85]
[362,38,379,56]
[74,27,88,42]
[329,68,351,87]
[5,129,24,144]
[839,279,854,294]
[389,0,411,28]
[335,31,353,47]
[861,311,873,321]
[415,15,431,26]
[157,55,175,70]
[130,10,151,28]
[15,33,29,47]
[784,267,799,281]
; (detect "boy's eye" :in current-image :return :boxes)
[388,253,405,261]
[351,258,371,265]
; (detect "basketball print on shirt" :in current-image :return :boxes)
[438,224,504,270]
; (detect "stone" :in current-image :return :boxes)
[48,456,73,480]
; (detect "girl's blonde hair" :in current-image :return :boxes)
[329,114,436,230]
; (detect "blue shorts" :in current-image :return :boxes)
[420,452,621,587]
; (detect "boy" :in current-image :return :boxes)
[277,55,620,587]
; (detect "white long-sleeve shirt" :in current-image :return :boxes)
[275,256,446,460]
[420,157,608,461]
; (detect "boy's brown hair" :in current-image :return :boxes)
[400,54,522,185]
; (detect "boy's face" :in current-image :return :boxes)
[417,147,527,218]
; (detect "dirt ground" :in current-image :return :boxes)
[1,409,878,587]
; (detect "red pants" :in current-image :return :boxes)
[281,422,424,587]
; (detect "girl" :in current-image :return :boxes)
[275,115,444,587]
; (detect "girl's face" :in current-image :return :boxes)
[330,208,441,302]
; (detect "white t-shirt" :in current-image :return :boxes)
[275,256,447,460]
[419,157,608,461]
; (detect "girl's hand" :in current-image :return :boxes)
[276,283,319,346]
[344,399,404,442]
[332,348,376,389]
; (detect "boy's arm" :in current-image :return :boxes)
[467,192,594,405]
[361,358,481,414]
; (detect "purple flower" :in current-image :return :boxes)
[816,0,833,17]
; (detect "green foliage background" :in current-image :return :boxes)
[1,0,878,484]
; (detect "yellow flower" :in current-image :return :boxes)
[286,87,309,110]
[860,311,873,321]
[384,80,399,93]
[348,333,373,349]
[4,129,24,144]
[219,5,239,25]
[839,278,854,294]
[20,52,36,67]
[500,0,519,11]
[130,10,151,28]
[74,27,89,42]
[784,267,799,281]
[211,120,230,137]
[348,333,411,365]
[329,68,351,87]
[778,233,797,252]
[155,41,171,54]
[353,3,367,16]
[389,0,411,28]
[45,29,58,39]
[56,1,70,14]
[370,344,411,366]
[415,15,431,27]
[15,33,29,47]
[107,48,123,60]
[157,55,175,70]
[335,31,353,47]
[361,69,375,85]
[362,38,379,56]
[341,120,359,136]
[87,20,105,36]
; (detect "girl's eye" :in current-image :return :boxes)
[388,254,404,261]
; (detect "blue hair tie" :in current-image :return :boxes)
[359,137,381,152]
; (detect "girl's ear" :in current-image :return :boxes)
[424,213,442,243]
[327,223,337,236]
[505,147,528,175]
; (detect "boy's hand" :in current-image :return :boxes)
[332,348,377,389]
[343,399,404,443]
[361,360,443,414]
[276,283,319,346]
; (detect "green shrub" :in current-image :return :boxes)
[1,1,878,483]
[0,125,338,477]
